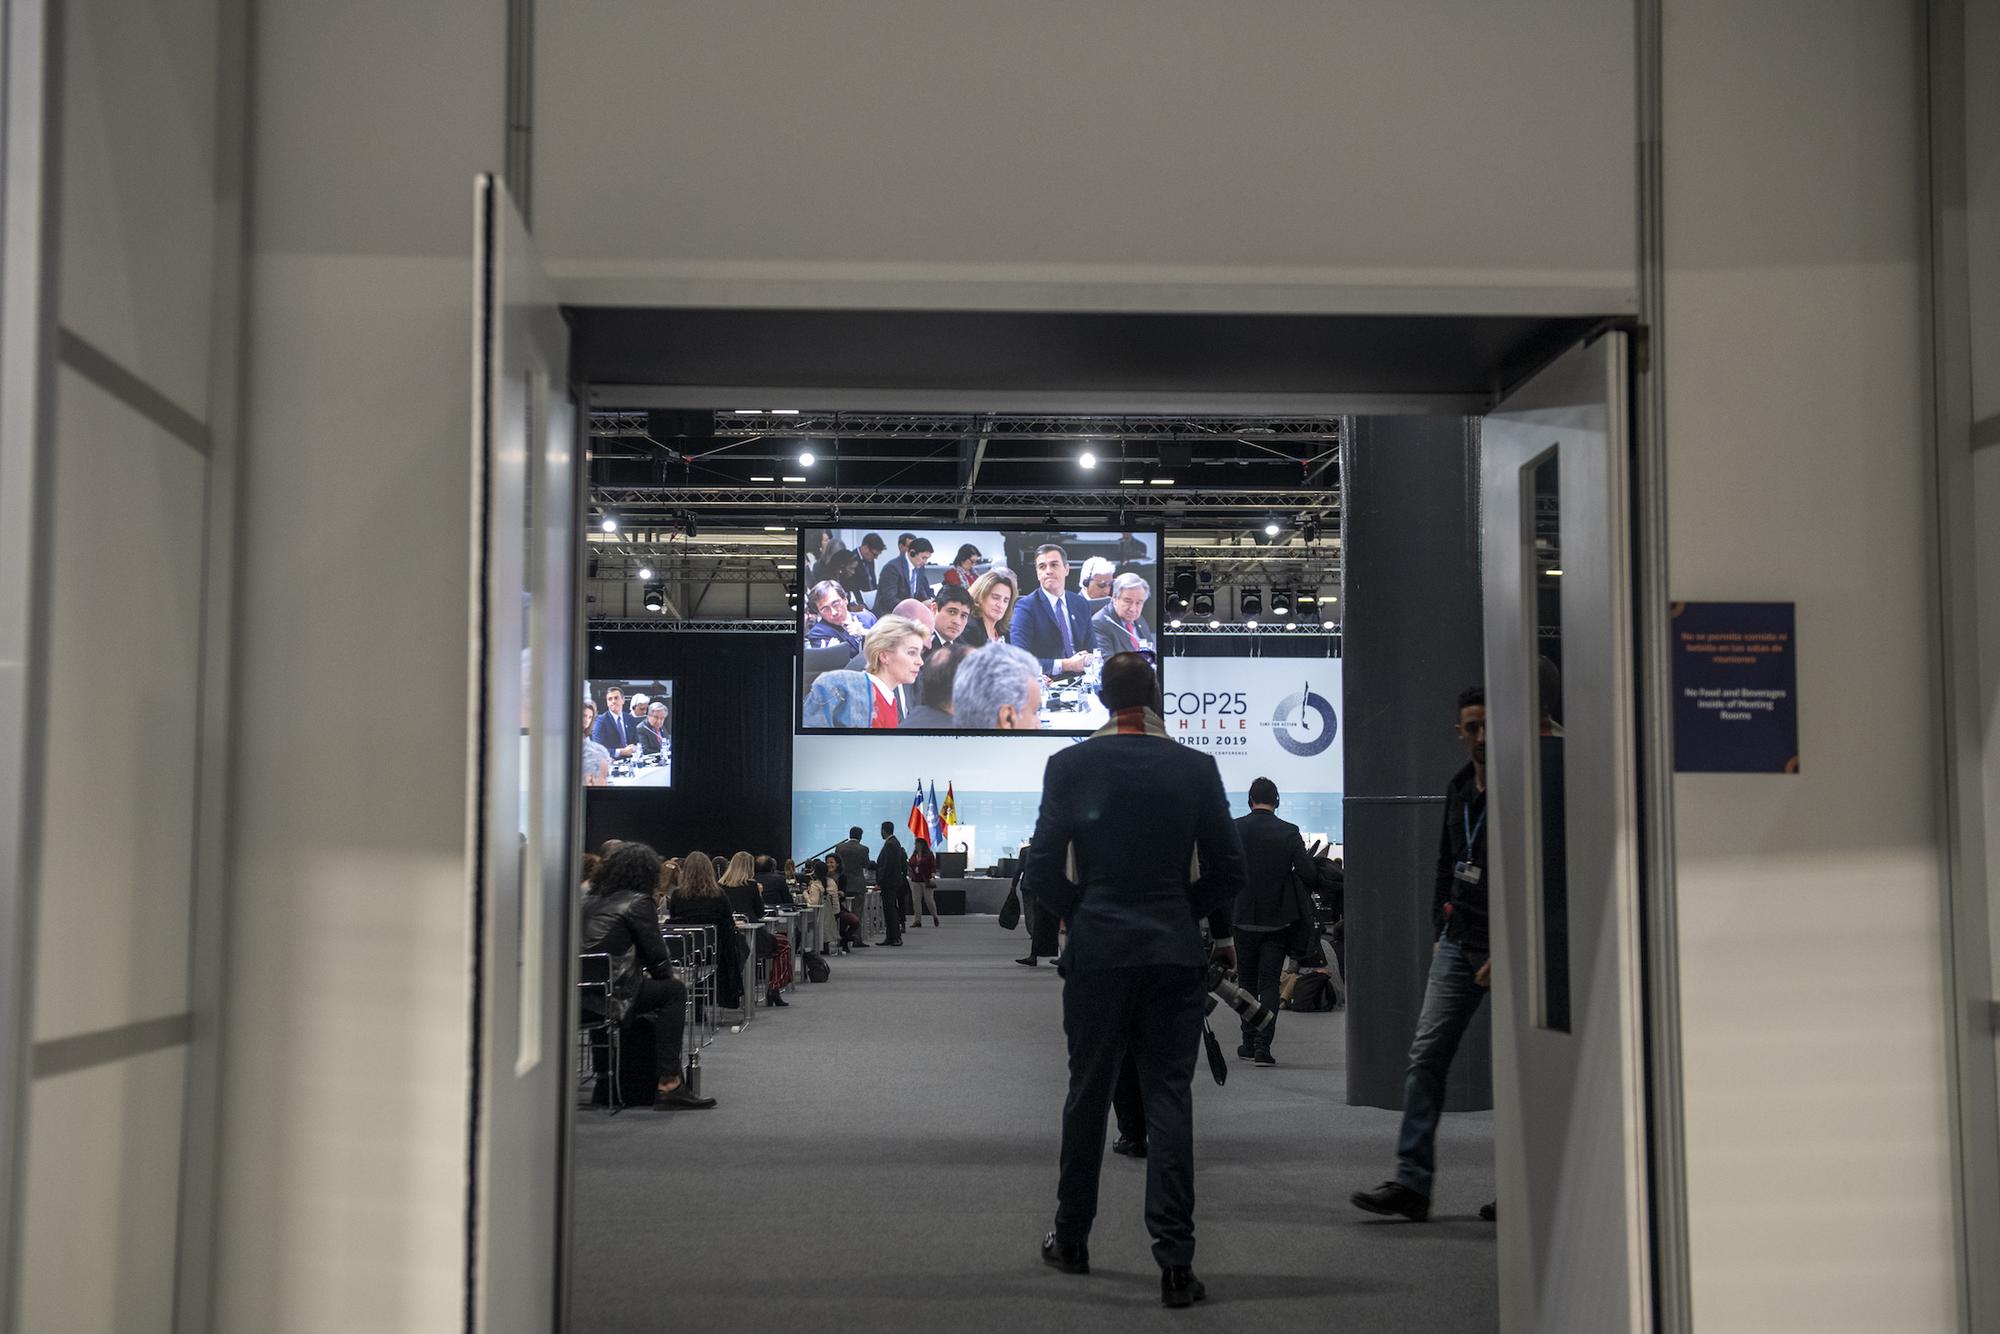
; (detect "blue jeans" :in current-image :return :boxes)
[1393,934,1488,1196]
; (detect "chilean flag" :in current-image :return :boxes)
[906,779,928,843]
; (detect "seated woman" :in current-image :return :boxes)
[579,843,716,1110]
[667,851,746,1010]
[803,614,928,728]
[809,855,863,953]
[960,567,1019,648]
[722,851,792,1006]
[719,851,765,920]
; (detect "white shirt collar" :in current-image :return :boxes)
[868,674,899,705]
[1043,587,1066,611]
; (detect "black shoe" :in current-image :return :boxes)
[655,1086,717,1110]
[1160,1266,1206,1308]
[1351,1181,1430,1221]
[851,941,870,948]
[1253,1050,1276,1067]
[1236,1042,1254,1059]
[1111,1136,1148,1159]
[1041,1232,1089,1275]
[1015,956,1040,967]
[1479,1201,1497,1222]
[765,988,789,1007]
[883,939,903,946]
[910,920,920,928]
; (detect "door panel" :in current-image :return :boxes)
[1481,332,1650,1332]
[468,174,577,1334]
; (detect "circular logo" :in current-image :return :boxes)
[1270,689,1338,757]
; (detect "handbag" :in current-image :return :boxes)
[999,886,1021,930]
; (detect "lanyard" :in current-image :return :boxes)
[1462,799,1486,854]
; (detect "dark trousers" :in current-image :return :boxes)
[1027,899,1061,958]
[1056,964,1205,1268]
[1234,927,1286,1056]
[628,975,687,1078]
[881,883,905,942]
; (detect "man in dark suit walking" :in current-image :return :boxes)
[1230,777,1319,1067]
[873,820,909,945]
[1009,543,1096,677]
[834,826,869,922]
[1027,653,1246,1309]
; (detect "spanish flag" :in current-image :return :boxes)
[940,782,956,841]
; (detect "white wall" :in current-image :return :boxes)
[212,2,504,1331]
[534,0,1637,314]
[1662,2,1957,1328]
[12,0,237,1329]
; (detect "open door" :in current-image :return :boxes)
[1481,332,1652,1331]
[466,175,578,1333]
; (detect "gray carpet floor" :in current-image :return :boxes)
[571,919,1495,1331]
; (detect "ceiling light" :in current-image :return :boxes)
[1546,568,1564,576]
[733,408,761,415]
[1297,594,1316,605]
[593,643,604,652]
[637,566,654,580]
[1322,620,1336,630]
[1240,589,1263,617]
[1169,618,1183,628]
[682,513,699,538]
[1173,569,1197,597]
[1119,478,1145,485]
[1207,618,1221,630]
[600,516,618,533]
[1191,591,1215,616]
[782,475,807,483]
[642,583,665,613]
[750,475,775,482]
[797,450,816,466]
[770,409,800,415]
[1148,478,1174,486]
[777,562,796,570]
[1271,591,1292,617]
[1079,450,1097,469]
[1245,618,1259,629]
[764,525,785,531]
[1263,521,1281,538]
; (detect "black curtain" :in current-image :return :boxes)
[584,631,794,862]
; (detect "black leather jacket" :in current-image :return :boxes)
[580,887,668,1017]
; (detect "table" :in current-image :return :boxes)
[939,877,1014,914]
[858,889,884,940]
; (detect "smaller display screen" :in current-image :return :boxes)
[583,678,673,787]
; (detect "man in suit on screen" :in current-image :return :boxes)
[1010,544,1096,677]
[592,685,637,760]
[1027,653,1246,1309]
[877,536,936,608]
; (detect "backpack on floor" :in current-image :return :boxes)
[1283,971,1338,1012]
[803,952,831,983]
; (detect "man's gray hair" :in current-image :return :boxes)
[953,642,1041,728]
[1110,572,1149,598]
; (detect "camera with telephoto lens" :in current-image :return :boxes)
[1205,960,1275,1032]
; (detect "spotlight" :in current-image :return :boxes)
[1169,618,1183,628]
[1271,590,1292,617]
[683,512,699,538]
[1207,618,1221,630]
[1079,450,1097,469]
[593,643,604,652]
[1173,569,1197,598]
[1191,591,1215,617]
[601,515,618,533]
[1322,620,1336,630]
[637,565,654,580]
[1166,591,1187,613]
[1240,588,1263,617]
[1245,618,1260,630]
[642,583,665,613]
[798,450,816,467]
[588,555,600,580]
[1263,520,1281,538]
[1302,520,1320,544]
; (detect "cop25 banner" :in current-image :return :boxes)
[1161,656,1344,797]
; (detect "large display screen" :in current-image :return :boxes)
[797,526,1162,734]
[583,678,673,786]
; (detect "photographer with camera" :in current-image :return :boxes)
[1026,652,1246,1309]
[1227,777,1322,1068]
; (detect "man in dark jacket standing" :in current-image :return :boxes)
[1229,777,1319,1067]
[1352,685,1493,1221]
[579,843,716,1109]
[873,821,909,945]
[1028,653,1247,1309]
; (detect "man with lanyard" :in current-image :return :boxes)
[1351,685,1495,1224]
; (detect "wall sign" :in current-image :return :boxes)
[1671,601,1800,773]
